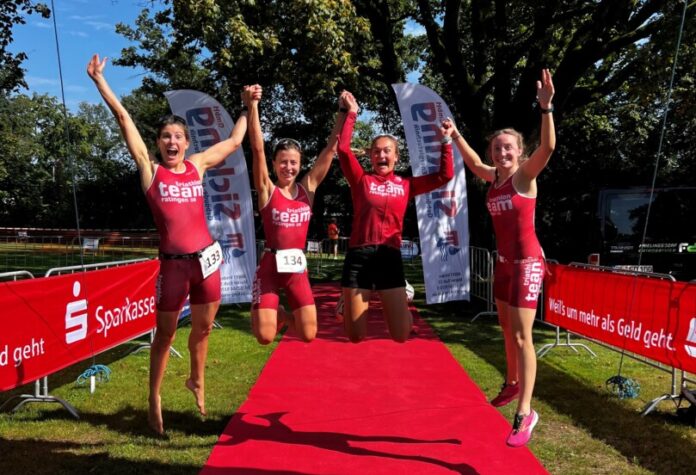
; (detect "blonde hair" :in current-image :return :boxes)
[485,128,528,162]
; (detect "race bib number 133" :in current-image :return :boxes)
[199,241,223,279]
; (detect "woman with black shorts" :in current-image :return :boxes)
[337,91,454,343]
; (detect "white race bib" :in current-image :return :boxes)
[275,248,306,273]
[198,241,223,279]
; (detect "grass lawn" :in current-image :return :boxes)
[1,255,695,474]
[0,305,273,474]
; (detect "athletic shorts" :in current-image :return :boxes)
[341,245,405,290]
[156,258,221,312]
[493,256,545,309]
[252,252,315,310]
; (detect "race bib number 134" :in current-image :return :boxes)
[275,248,306,273]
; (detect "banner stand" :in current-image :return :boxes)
[536,326,597,358]
[165,89,257,305]
[392,82,471,304]
[469,247,498,322]
[0,377,79,419]
[641,368,680,416]
[126,329,183,359]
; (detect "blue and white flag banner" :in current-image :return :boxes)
[165,89,256,303]
[392,83,470,304]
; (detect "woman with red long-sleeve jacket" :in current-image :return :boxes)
[336,91,454,343]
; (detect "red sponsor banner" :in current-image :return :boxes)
[544,263,696,374]
[0,260,159,391]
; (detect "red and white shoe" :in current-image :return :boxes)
[490,382,519,407]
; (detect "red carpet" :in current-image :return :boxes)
[202,282,548,474]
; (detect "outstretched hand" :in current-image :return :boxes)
[340,90,359,113]
[87,54,107,81]
[441,117,459,139]
[536,69,555,109]
[242,84,262,107]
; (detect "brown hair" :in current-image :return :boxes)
[156,114,189,140]
[485,128,527,162]
[272,138,303,161]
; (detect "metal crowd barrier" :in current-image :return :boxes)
[401,239,420,269]
[303,238,347,278]
[458,251,695,417]
[536,262,693,416]
[469,247,497,321]
[45,257,149,277]
[0,270,35,281]
[0,269,79,418]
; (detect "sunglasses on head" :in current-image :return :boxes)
[158,114,187,126]
[273,138,302,153]
[374,133,399,142]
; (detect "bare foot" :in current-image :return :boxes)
[148,394,164,435]
[185,378,206,416]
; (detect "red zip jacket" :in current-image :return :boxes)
[337,111,454,249]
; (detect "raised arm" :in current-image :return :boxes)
[189,95,251,173]
[519,69,556,181]
[246,85,273,208]
[410,122,455,196]
[87,54,153,191]
[303,94,348,193]
[336,91,365,188]
[443,117,495,183]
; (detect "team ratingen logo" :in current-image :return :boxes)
[436,230,461,262]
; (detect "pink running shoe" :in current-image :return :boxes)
[490,382,519,407]
[506,410,539,447]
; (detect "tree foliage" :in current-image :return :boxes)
[413,1,690,144]
[114,1,426,137]
[113,1,694,247]
[0,94,151,228]
[536,1,695,261]
[4,0,693,262]
[0,0,50,95]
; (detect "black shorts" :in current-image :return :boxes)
[341,245,406,290]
